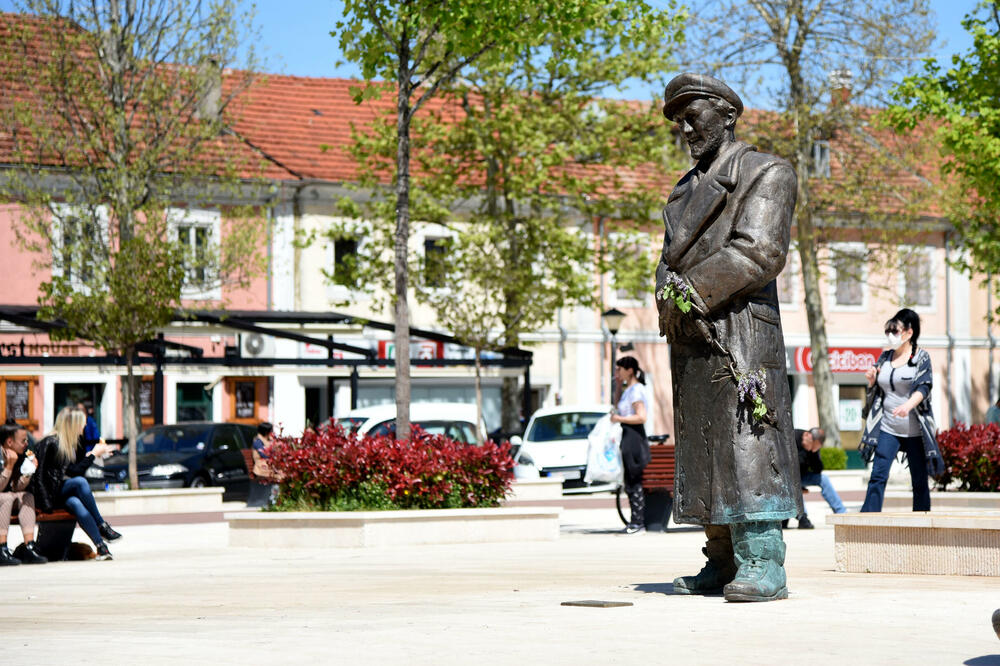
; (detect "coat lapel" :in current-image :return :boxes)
[664,142,752,267]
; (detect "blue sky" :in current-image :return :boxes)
[254,0,979,81]
[0,0,983,100]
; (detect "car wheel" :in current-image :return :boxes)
[189,475,210,488]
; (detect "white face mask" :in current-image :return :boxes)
[886,333,903,347]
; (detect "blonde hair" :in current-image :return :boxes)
[49,406,86,463]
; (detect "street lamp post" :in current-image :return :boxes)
[602,308,626,406]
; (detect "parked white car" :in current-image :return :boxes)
[336,402,487,445]
[517,404,612,490]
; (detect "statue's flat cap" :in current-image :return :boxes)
[662,73,744,119]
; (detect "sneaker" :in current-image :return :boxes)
[95,544,113,561]
[0,545,21,566]
[798,516,815,529]
[99,522,123,542]
[624,524,645,534]
[20,541,47,565]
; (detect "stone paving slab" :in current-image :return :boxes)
[4,502,999,665]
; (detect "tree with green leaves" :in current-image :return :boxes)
[333,0,681,440]
[678,0,936,448]
[334,2,685,433]
[888,0,1000,317]
[0,2,267,488]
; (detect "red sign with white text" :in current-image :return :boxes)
[792,347,882,374]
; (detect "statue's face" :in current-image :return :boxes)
[675,98,729,161]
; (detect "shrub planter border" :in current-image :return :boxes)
[226,507,561,548]
[828,511,1000,576]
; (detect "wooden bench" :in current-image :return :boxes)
[642,443,676,494]
[10,509,77,561]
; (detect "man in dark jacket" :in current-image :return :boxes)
[657,73,802,602]
[792,428,846,529]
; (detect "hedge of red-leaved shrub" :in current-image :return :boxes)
[935,422,1000,492]
[264,423,515,511]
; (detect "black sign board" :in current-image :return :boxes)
[6,380,30,420]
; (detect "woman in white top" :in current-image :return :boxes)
[610,356,651,533]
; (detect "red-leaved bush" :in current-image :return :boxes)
[935,422,1000,492]
[265,423,515,511]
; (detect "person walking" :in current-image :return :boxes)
[793,427,846,528]
[610,356,651,534]
[860,308,944,512]
[32,407,122,560]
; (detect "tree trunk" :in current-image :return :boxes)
[394,51,412,442]
[474,347,484,445]
[122,346,142,489]
[797,198,842,448]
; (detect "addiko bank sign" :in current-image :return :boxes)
[788,347,883,375]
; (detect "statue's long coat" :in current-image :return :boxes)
[656,140,803,525]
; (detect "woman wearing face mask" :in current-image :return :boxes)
[859,308,944,512]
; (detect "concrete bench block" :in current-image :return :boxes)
[506,479,564,502]
[95,487,224,516]
[226,507,562,548]
[828,512,1000,576]
[883,491,1000,512]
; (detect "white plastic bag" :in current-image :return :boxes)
[584,413,623,485]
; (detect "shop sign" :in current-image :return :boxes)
[377,340,445,360]
[791,346,882,374]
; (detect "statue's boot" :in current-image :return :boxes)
[724,521,788,602]
[672,524,736,595]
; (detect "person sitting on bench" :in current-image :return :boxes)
[32,407,122,561]
[791,428,846,529]
[0,423,47,565]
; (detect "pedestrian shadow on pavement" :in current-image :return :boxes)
[965,657,1000,666]
[632,582,723,597]
[562,526,703,536]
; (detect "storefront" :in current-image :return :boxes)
[787,345,883,454]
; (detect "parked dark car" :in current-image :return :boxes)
[85,422,257,500]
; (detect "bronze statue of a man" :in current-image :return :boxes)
[656,73,802,602]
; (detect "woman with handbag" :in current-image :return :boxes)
[610,356,651,534]
[859,308,944,512]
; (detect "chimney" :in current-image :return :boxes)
[829,69,852,106]
[195,55,222,120]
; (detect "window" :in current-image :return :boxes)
[423,237,449,288]
[176,382,212,422]
[901,247,933,308]
[51,206,107,287]
[234,382,256,419]
[332,238,359,288]
[211,425,240,451]
[170,208,221,300]
[831,245,866,308]
[177,223,211,285]
[810,141,830,179]
[0,376,38,431]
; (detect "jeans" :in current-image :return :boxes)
[860,431,930,513]
[61,476,106,546]
[800,472,846,514]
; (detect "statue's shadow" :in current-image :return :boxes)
[965,657,1000,666]
[632,582,723,597]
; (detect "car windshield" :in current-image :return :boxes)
[336,417,368,434]
[136,426,211,454]
[527,412,605,442]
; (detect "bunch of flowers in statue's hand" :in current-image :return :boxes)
[658,271,694,313]
[736,369,768,422]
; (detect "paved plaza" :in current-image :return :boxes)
[6,498,1000,665]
